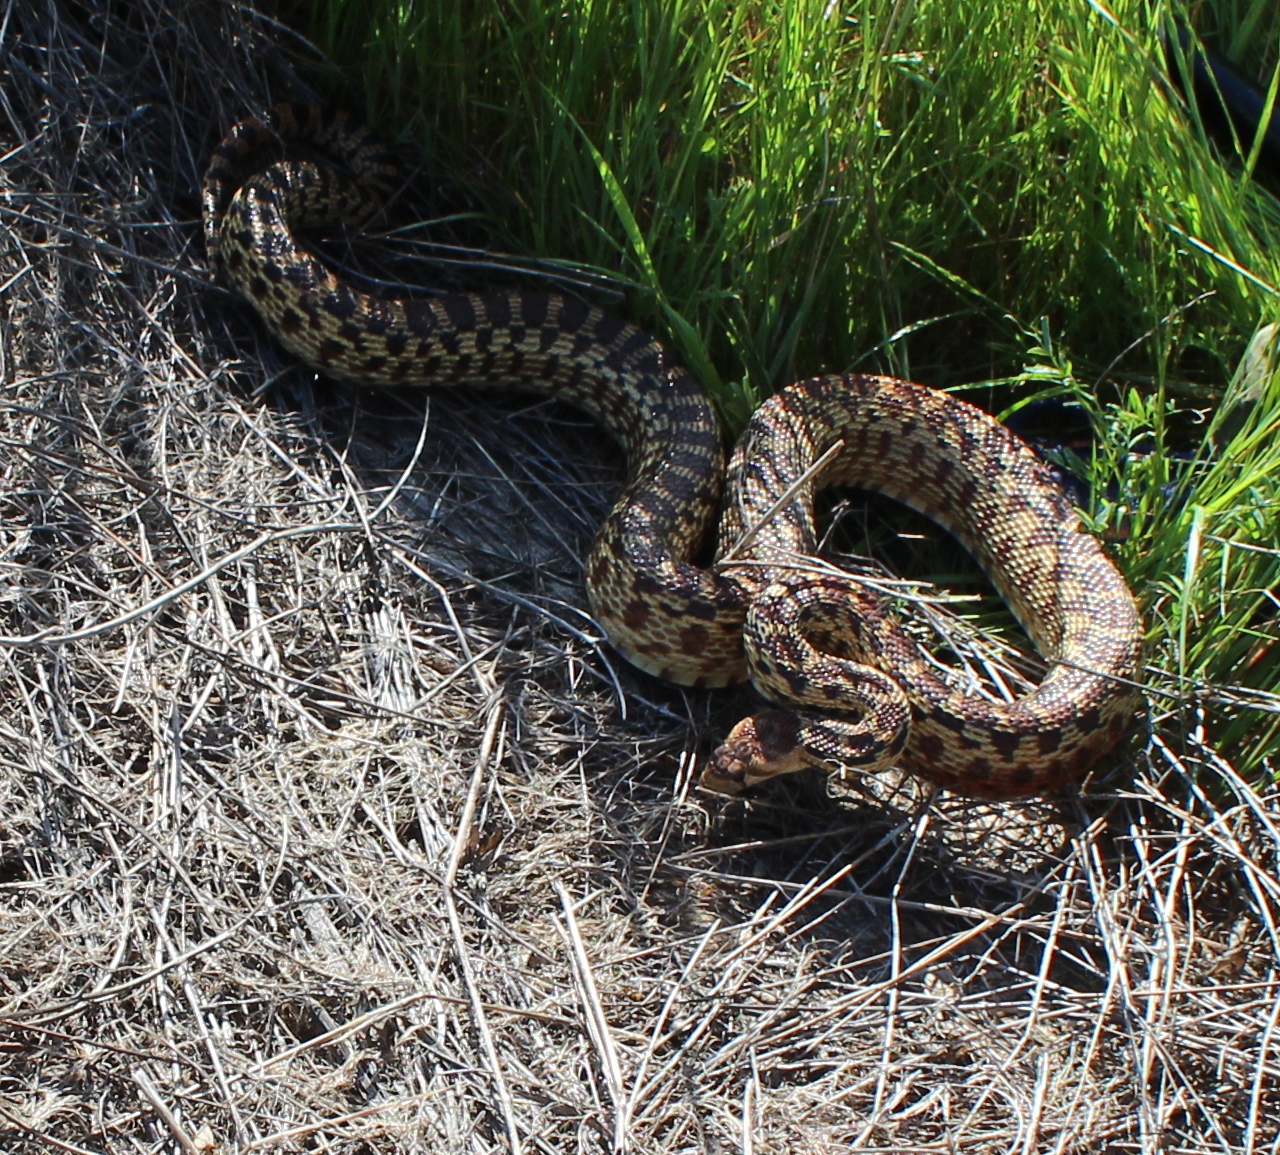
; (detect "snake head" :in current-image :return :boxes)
[701,709,816,794]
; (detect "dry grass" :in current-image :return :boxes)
[0,2,1278,1152]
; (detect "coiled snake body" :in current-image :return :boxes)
[204,105,1143,801]
[708,376,1142,798]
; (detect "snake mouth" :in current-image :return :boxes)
[699,757,749,795]
[700,736,764,794]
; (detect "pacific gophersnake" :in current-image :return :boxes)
[203,104,1143,801]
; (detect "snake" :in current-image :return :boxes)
[202,104,1143,802]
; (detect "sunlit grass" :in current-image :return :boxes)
[298,0,1280,780]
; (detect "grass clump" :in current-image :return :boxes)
[302,0,1277,389]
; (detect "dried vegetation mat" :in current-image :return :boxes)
[0,2,1278,1152]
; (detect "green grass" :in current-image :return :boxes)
[294,0,1280,780]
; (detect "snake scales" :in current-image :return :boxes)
[203,104,1143,801]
